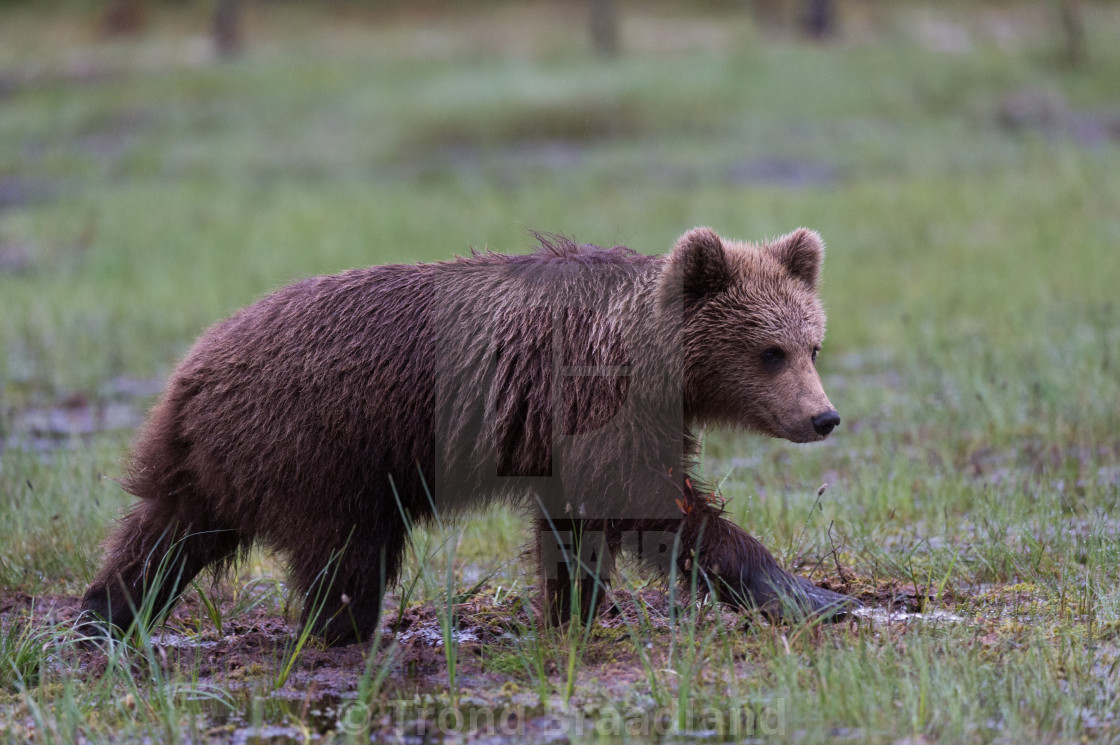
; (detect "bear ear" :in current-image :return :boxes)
[767,228,824,289]
[659,227,734,311]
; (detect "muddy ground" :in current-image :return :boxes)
[0,574,959,740]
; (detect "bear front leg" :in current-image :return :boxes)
[675,482,854,622]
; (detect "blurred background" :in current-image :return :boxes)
[1,0,1119,614]
[2,2,1120,738]
[2,1,1118,389]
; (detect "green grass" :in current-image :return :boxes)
[2,1,1120,742]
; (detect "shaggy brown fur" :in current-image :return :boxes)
[81,227,851,645]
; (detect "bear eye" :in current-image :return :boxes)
[812,347,820,362]
[762,347,786,366]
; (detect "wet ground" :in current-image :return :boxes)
[0,573,971,742]
[0,377,161,453]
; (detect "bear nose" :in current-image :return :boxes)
[812,410,841,437]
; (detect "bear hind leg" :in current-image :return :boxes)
[80,496,244,638]
[291,525,408,646]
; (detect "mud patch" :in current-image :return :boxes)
[4,398,145,453]
[3,378,162,453]
[0,578,963,741]
[816,576,958,616]
[13,398,143,437]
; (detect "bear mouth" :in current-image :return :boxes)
[771,416,829,444]
[785,429,826,444]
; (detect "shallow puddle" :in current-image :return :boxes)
[396,626,481,647]
[852,607,966,624]
[199,691,351,742]
[150,631,221,650]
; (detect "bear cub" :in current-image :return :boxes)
[81,227,851,645]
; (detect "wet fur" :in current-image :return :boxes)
[81,228,851,645]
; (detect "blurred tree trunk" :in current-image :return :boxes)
[590,0,619,57]
[801,0,836,40]
[1059,0,1086,66]
[213,0,243,58]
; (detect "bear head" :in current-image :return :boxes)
[660,226,840,443]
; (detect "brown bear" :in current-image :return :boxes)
[80,226,851,646]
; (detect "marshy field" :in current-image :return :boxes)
[2,1,1120,742]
